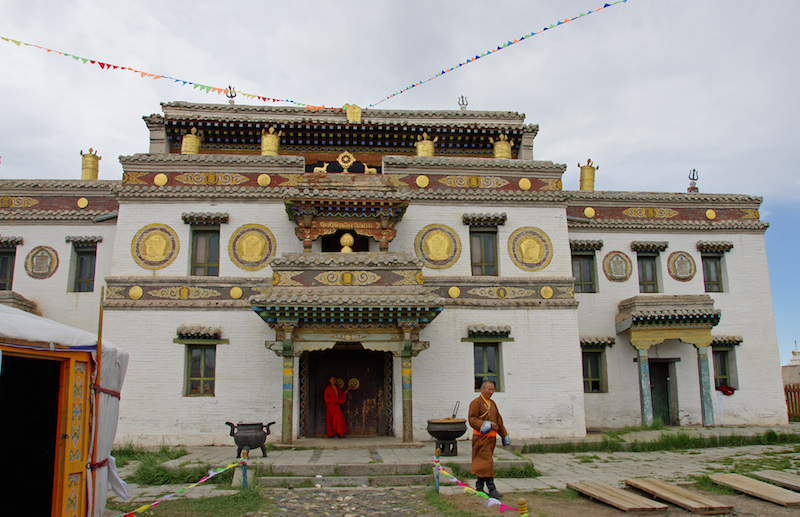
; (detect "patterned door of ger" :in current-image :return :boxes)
[57,355,92,517]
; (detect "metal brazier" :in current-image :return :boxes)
[225,421,276,458]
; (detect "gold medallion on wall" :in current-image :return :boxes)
[414,224,461,268]
[602,251,632,282]
[508,227,553,271]
[229,224,275,271]
[132,224,180,270]
[25,246,59,279]
[667,251,696,282]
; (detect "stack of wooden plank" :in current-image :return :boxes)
[567,481,668,513]
[625,478,733,514]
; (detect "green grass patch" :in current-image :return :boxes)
[523,430,800,454]
[112,444,189,468]
[689,474,737,495]
[499,462,540,478]
[424,488,481,517]
[106,487,268,517]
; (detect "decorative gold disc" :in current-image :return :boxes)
[77,197,89,209]
[154,173,168,186]
[584,207,596,218]
[448,286,461,298]
[129,286,143,300]
[348,378,360,390]
[518,178,531,190]
[230,287,243,299]
[257,174,271,187]
[706,209,717,220]
[416,175,429,188]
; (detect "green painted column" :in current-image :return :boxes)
[636,348,654,426]
[402,355,413,443]
[696,346,715,427]
[280,325,295,445]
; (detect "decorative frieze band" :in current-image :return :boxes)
[697,241,734,253]
[0,236,23,247]
[631,241,669,252]
[462,213,507,226]
[181,212,229,225]
[570,239,603,252]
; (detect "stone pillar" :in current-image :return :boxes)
[695,345,716,427]
[636,348,654,426]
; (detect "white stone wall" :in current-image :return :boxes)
[571,229,788,428]
[0,221,116,333]
[106,308,283,446]
[413,307,586,440]
[394,203,573,278]
[110,199,300,278]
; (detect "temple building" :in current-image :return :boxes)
[0,101,787,445]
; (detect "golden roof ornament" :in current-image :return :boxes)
[181,127,201,154]
[342,104,362,124]
[261,126,282,156]
[579,159,598,191]
[337,151,355,173]
[490,133,514,159]
[80,148,101,180]
[415,132,437,157]
[340,233,355,253]
[688,169,699,193]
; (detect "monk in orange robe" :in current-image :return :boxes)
[324,376,350,438]
[468,380,510,499]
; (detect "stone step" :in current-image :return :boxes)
[265,459,531,477]
[256,474,436,488]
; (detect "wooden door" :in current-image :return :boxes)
[649,362,672,426]
[307,345,389,437]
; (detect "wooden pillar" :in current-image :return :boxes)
[280,323,297,444]
[401,327,414,443]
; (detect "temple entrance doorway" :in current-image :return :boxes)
[649,360,678,426]
[301,343,393,438]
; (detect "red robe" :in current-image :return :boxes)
[324,384,348,438]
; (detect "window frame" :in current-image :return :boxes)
[572,252,597,293]
[185,344,217,397]
[71,246,97,293]
[712,346,737,389]
[473,342,501,391]
[469,227,498,276]
[637,253,660,293]
[0,248,16,290]
[582,349,606,393]
[702,253,724,293]
[191,226,220,276]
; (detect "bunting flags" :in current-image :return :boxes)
[0,0,631,112]
[432,458,528,516]
[368,0,631,107]
[0,35,315,108]
[111,460,245,517]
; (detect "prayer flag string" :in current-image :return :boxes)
[111,460,245,516]
[0,0,631,113]
[368,0,632,107]
[432,458,528,516]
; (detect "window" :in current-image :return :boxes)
[713,348,731,388]
[186,345,216,396]
[0,249,15,290]
[72,247,97,292]
[637,254,659,293]
[572,254,597,293]
[582,350,603,392]
[192,227,220,276]
[474,343,500,390]
[702,254,723,292]
[470,228,498,276]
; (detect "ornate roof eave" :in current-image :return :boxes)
[566,190,763,205]
[580,337,616,348]
[0,179,119,192]
[568,218,769,232]
[271,252,423,269]
[0,209,118,221]
[161,101,531,126]
[383,155,564,173]
[119,153,305,166]
[616,295,721,333]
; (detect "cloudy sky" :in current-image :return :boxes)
[1,0,798,363]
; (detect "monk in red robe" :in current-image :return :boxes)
[324,376,350,438]
[468,380,510,499]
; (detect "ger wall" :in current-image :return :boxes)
[571,229,788,428]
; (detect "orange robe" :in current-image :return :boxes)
[324,384,348,438]
[468,395,507,477]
